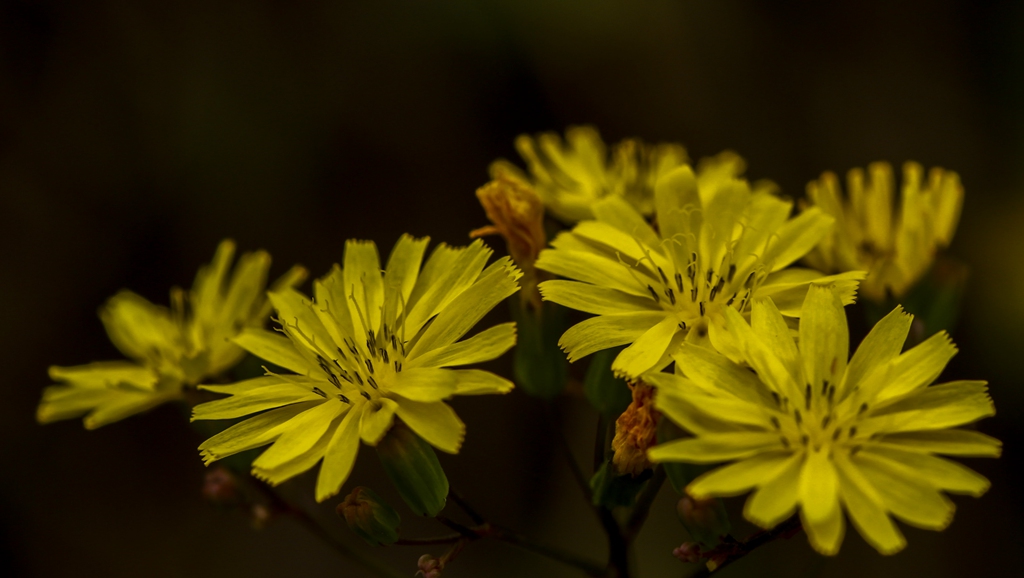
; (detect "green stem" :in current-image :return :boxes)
[625,465,666,541]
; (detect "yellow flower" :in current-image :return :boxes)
[802,162,963,302]
[193,236,521,502]
[490,125,689,223]
[536,152,864,379]
[39,240,306,429]
[647,285,1000,555]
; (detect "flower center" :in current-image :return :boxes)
[769,379,866,455]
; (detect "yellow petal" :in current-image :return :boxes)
[386,368,458,402]
[834,452,906,555]
[861,380,994,433]
[558,312,667,362]
[252,401,344,469]
[314,408,363,502]
[853,451,954,530]
[451,369,515,395]
[688,451,794,498]
[407,257,520,356]
[535,248,654,298]
[648,431,783,464]
[870,331,957,402]
[343,240,384,339]
[406,322,517,369]
[863,446,990,497]
[744,452,804,528]
[842,305,912,397]
[359,398,399,445]
[875,429,1002,457]
[393,397,465,454]
[193,378,321,420]
[611,315,680,378]
[198,402,317,464]
[763,207,835,272]
[539,280,658,315]
[799,285,848,389]
[233,329,313,375]
[405,240,492,335]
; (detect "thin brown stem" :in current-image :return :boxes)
[687,516,803,576]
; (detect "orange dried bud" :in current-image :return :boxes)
[471,168,547,308]
[611,381,660,476]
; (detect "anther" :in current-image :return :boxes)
[394,361,402,373]
[380,348,389,364]
[726,293,736,306]
[771,391,781,406]
[665,287,676,305]
[312,387,327,398]
[360,391,371,400]
[821,415,831,429]
[365,358,375,374]
[647,284,661,303]
[770,416,781,430]
[745,271,756,288]
[354,373,364,386]
[727,264,736,282]
[391,334,397,350]
[338,394,351,404]
[691,287,698,301]
[805,384,812,410]
[801,434,809,446]
[858,402,869,415]
[327,373,342,388]
[674,272,684,292]
[794,409,802,425]
[780,436,791,449]
[658,267,669,285]
[832,428,842,441]
[367,376,378,390]
[678,321,687,331]
[699,302,705,316]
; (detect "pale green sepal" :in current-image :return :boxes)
[376,424,449,517]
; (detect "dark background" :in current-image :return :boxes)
[2,1,1022,576]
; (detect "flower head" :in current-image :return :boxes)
[39,240,305,429]
[802,162,963,301]
[647,285,1000,555]
[536,152,864,379]
[490,126,689,223]
[193,236,521,502]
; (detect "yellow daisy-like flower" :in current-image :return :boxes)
[39,240,306,429]
[646,285,1000,555]
[490,125,689,223]
[192,236,521,502]
[802,162,963,302]
[536,152,864,379]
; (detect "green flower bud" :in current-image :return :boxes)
[376,423,449,517]
[337,486,401,546]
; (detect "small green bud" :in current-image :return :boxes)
[337,486,401,546]
[376,423,449,517]
[677,496,731,547]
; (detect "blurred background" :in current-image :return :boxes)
[2,1,1023,576]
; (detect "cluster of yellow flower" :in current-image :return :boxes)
[41,126,997,561]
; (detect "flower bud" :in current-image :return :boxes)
[416,554,443,578]
[672,542,702,563]
[336,486,401,546]
[677,496,731,546]
[376,423,449,517]
[201,466,238,504]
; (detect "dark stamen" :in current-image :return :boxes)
[312,387,327,398]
